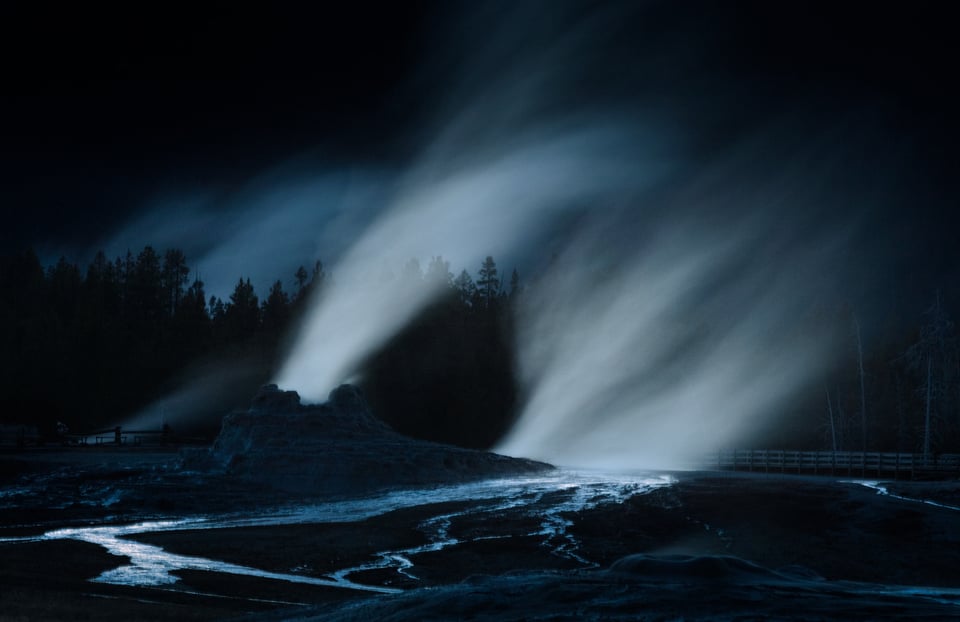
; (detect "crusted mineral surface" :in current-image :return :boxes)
[198,383,552,495]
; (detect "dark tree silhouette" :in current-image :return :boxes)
[208,296,226,323]
[476,256,499,308]
[161,249,190,315]
[224,278,260,340]
[294,265,309,296]
[262,280,291,334]
[454,270,476,307]
[359,259,519,449]
[905,292,958,457]
[2,245,959,454]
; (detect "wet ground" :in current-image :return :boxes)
[2,448,960,620]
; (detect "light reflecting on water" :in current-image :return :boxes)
[0,470,673,593]
[849,480,960,512]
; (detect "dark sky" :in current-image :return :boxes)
[1,1,958,306]
[0,2,431,247]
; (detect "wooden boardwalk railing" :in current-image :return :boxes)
[709,450,960,480]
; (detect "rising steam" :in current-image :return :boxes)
[122,1,879,467]
[275,1,676,397]
[274,125,666,399]
[496,169,852,469]
[275,0,863,466]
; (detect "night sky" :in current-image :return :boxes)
[2,1,958,311]
[0,3,429,246]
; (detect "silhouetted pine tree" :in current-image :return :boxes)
[509,268,520,300]
[294,265,309,297]
[224,278,260,341]
[476,256,499,308]
[262,280,290,334]
[161,249,190,315]
[4,244,960,455]
[454,270,476,306]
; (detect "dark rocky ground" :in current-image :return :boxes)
[2,387,959,620]
[2,452,959,620]
[184,384,551,495]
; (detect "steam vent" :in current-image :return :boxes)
[197,384,551,495]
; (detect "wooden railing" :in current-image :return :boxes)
[709,450,960,479]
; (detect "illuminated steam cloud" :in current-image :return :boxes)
[276,1,678,400]
[98,172,387,298]
[275,126,665,400]
[126,2,871,465]
[277,0,862,467]
[497,166,853,469]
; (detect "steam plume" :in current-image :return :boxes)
[121,2,885,467]
[497,166,852,468]
[275,126,666,399]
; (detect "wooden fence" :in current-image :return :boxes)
[710,450,960,480]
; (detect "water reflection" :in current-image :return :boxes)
[0,470,673,592]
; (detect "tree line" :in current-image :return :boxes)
[807,294,960,457]
[1,246,958,453]
[0,248,519,447]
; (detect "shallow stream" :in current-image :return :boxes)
[0,470,673,593]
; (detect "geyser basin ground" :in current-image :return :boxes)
[2,448,959,620]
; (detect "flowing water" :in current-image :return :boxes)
[0,470,673,593]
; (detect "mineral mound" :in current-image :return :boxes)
[192,383,551,495]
